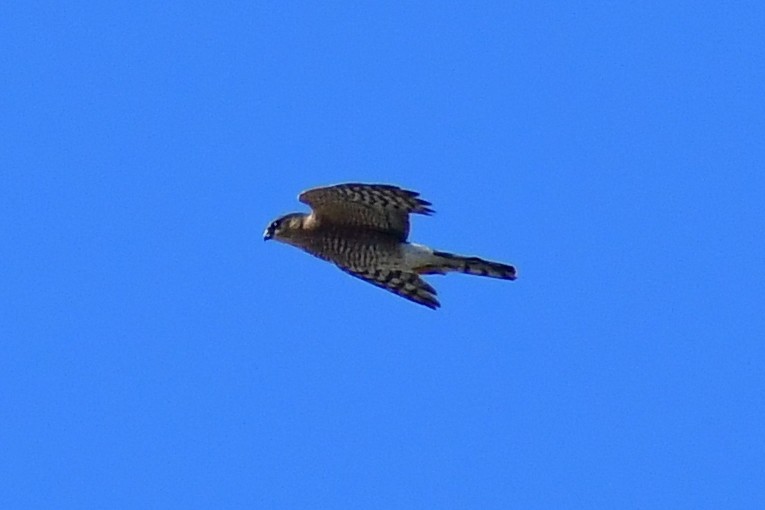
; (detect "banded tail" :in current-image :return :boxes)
[418,250,517,280]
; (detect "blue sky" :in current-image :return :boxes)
[2,1,764,508]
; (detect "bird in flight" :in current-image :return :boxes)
[264,183,517,309]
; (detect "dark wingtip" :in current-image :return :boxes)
[422,299,441,310]
[415,198,435,215]
[391,186,435,215]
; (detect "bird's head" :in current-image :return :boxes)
[263,213,306,242]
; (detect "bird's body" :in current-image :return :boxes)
[264,183,517,309]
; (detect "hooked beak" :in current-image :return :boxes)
[263,228,272,241]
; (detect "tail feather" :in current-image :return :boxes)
[423,250,517,280]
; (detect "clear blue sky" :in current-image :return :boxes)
[2,2,764,508]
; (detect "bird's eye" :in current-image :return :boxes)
[270,221,280,231]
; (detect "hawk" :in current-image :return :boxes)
[263,183,517,309]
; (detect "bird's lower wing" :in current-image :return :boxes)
[339,267,440,310]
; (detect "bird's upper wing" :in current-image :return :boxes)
[339,267,440,310]
[299,183,434,241]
